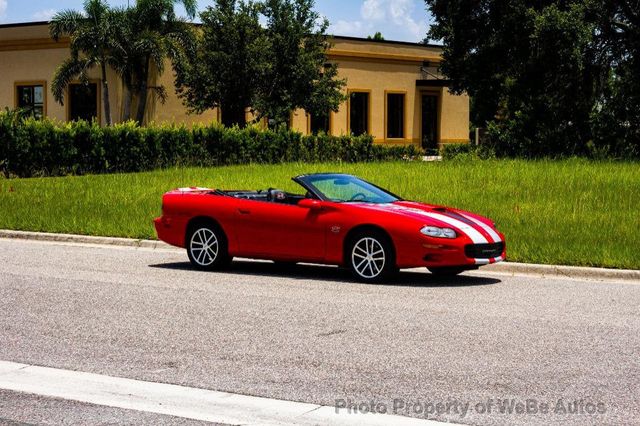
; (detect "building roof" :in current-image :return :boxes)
[0,20,442,49]
[331,35,441,49]
[0,21,49,29]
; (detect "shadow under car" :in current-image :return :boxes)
[149,260,501,287]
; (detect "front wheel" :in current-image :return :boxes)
[186,222,232,271]
[347,230,397,283]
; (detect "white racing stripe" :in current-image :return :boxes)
[177,187,211,192]
[419,212,488,244]
[368,205,490,244]
[0,361,454,426]
[460,214,502,243]
[370,204,490,244]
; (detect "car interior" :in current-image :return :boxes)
[221,189,311,206]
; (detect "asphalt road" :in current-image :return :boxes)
[0,389,215,426]
[0,238,638,425]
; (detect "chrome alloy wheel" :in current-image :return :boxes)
[190,228,219,266]
[351,237,386,279]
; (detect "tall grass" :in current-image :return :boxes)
[0,159,638,269]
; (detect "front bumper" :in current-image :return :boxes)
[396,238,506,269]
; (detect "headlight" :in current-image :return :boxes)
[420,226,457,239]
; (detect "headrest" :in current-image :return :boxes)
[267,189,287,202]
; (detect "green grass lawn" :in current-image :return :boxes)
[1,159,638,269]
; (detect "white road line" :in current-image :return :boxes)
[0,361,453,426]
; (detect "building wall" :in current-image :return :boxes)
[324,37,470,146]
[326,57,430,145]
[144,60,218,126]
[439,88,471,144]
[0,47,75,122]
[0,22,469,146]
[0,23,217,127]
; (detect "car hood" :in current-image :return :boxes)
[348,200,503,244]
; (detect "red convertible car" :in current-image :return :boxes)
[154,173,505,282]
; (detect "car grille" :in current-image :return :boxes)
[465,242,505,259]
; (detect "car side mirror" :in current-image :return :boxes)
[298,198,322,211]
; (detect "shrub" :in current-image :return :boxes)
[0,113,423,178]
[440,143,495,160]
[440,143,473,160]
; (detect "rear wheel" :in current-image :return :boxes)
[186,222,232,271]
[428,266,467,277]
[347,230,397,283]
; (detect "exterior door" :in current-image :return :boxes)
[68,83,98,122]
[233,199,326,261]
[421,94,439,152]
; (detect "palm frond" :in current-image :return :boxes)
[49,10,86,40]
[84,0,110,22]
[151,85,168,104]
[180,0,198,19]
[52,57,95,104]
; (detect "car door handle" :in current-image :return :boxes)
[238,208,251,215]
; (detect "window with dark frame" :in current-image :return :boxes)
[349,92,369,136]
[16,84,45,119]
[310,112,330,134]
[386,93,405,139]
[69,83,98,122]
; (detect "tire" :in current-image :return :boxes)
[427,266,467,277]
[346,230,397,283]
[186,221,232,271]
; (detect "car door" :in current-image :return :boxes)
[233,198,326,261]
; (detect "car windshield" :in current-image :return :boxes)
[301,174,400,203]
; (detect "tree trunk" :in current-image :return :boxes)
[122,74,133,122]
[100,62,112,126]
[221,105,247,128]
[135,57,150,125]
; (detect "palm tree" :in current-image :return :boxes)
[127,0,198,123]
[50,0,118,125]
[107,7,139,121]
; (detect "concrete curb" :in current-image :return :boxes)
[483,261,640,282]
[1,229,639,282]
[0,229,171,250]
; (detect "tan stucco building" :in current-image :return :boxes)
[0,21,469,149]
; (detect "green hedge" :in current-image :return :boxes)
[0,111,423,178]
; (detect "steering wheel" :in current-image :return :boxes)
[349,192,367,201]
